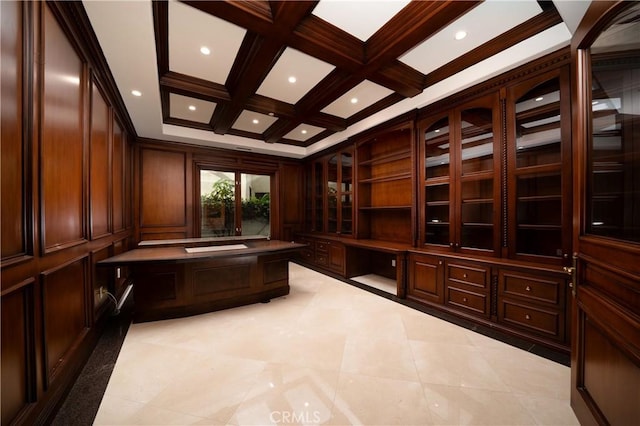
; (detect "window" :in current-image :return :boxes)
[200,170,271,237]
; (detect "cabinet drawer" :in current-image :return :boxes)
[447,263,489,289]
[500,300,561,338]
[315,241,329,253]
[447,287,488,316]
[315,253,328,265]
[300,249,314,262]
[500,270,561,305]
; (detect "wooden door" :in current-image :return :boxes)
[571,2,640,424]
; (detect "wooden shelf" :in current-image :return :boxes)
[359,205,412,210]
[358,150,411,166]
[517,195,561,202]
[517,224,562,230]
[358,172,411,184]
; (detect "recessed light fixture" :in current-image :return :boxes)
[252,119,259,124]
[188,105,196,111]
[131,90,142,97]
[200,46,211,55]
[301,129,308,134]
[435,129,440,133]
[288,76,297,84]
[535,97,544,101]
[454,30,467,40]
[350,97,358,104]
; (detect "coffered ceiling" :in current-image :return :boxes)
[83,0,590,158]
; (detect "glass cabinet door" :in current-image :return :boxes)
[327,155,338,233]
[314,161,323,232]
[508,70,570,261]
[423,115,451,246]
[459,106,496,251]
[340,151,353,235]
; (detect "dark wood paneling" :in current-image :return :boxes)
[41,256,89,385]
[408,253,444,304]
[193,264,251,295]
[91,245,112,314]
[280,163,304,225]
[112,120,125,232]
[140,148,186,227]
[40,6,86,252]
[89,81,110,239]
[1,281,34,425]
[1,0,27,261]
[582,317,640,425]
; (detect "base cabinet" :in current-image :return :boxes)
[296,235,345,275]
[408,251,570,352]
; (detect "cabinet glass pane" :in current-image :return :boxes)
[425,183,449,245]
[461,107,494,174]
[327,155,338,233]
[460,179,493,250]
[515,78,562,168]
[341,151,352,193]
[587,10,640,243]
[341,194,352,234]
[240,173,270,237]
[314,162,323,231]
[516,173,562,256]
[425,116,450,179]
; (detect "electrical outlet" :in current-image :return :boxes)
[391,259,396,267]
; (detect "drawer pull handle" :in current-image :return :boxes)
[463,273,468,278]
[438,260,443,265]
[462,297,468,302]
[525,314,531,320]
[525,286,531,292]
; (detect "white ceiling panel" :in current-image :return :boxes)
[169,94,216,123]
[168,0,245,84]
[284,124,325,142]
[321,80,394,118]
[400,0,542,75]
[256,47,335,105]
[232,110,279,134]
[313,0,411,41]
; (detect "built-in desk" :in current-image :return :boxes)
[99,238,305,322]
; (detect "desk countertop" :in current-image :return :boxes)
[98,239,306,265]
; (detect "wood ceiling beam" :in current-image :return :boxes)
[366,1,482,66]
[160,72,230,103]
[424,7,564,87]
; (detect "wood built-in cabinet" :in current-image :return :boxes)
[419,93,501,256]
[298,57,575,352]
[307,148,354,235]
[356,121,415,245]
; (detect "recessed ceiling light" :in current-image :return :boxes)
[188,105,196,111]
[200,46,211,55]
[301,129,307,134]
[131,90,142,97]
[454,30,467,40]
[288,76,297,84]
[252,119,259,124]
[350,97,358,104]
[535,97,544,101]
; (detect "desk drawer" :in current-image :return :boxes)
[315,241,329,253]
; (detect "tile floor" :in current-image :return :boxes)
[94,263,579,425]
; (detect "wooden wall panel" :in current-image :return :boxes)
[140,148,186,227]
[90,81,111,239]
[1,0,27,260]
[42,257,88,384]
[91,245,112,314]
[1,281,34,425]
[112,120,124,232]
[40,7,85,252]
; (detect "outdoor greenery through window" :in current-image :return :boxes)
[200,170,271,237]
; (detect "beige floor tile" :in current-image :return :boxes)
[340,335,420,382]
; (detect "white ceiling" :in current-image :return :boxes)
[83,0,591,159]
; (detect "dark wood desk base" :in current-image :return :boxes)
[99,239,304,322]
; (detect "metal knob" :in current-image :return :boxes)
[525,286,531,292]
